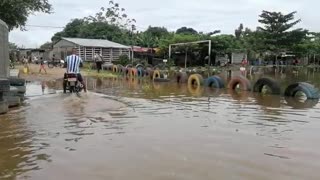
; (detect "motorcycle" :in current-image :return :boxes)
[48,60,65,68]
[64,73,83,95]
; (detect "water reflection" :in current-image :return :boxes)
[0,109,51,179]
[254,94,281,108]
[228,89,250,101]
[285,97,319,109]
[2,67,320,179]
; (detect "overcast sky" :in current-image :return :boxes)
[8,0,320,48]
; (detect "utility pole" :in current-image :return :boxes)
[130,25,135,63]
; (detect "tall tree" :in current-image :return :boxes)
[144,26,169,39]
[235,23,244,39]
[51,18,86,43]
[257,11,308,51]
[0,0,52,30]
[51,1,135,45]
[85,0,136,30]
[176,27,198,35]
[137,32,158,48]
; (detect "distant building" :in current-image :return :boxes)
[132,46,156,65]
[53,37,131,62]
[231,52,247,64]
[14,48,45,62]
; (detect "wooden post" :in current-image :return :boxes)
[111,48,113,62]
[169,45,172,60]
[208,40,211,66]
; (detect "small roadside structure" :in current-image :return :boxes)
[53,37,131,63]
[0,19,26,114]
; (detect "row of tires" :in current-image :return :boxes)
[104,65,320,100]
[185,73,320,100]
[0,78,26,114]
[104,65,167,80]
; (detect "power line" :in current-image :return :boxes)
[25,24,148,30]
[25,25,65,29]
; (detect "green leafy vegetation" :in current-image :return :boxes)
[2,0,319,65]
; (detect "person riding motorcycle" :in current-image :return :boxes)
[63,48,87,93]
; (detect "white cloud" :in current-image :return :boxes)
[8,0,320,48]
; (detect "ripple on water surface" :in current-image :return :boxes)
[1,78,320,180]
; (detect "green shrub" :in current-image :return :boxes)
[118,54,130,66]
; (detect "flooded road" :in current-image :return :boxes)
[1,67,320,180]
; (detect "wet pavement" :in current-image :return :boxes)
[1,67,320,180]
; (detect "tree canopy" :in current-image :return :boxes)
[176,27,198,35]
[0,0,52,30]
[257,11,308,52]
[38,2,319,63]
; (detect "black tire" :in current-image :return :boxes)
[253,77,281,95]
[284,82,320,99]
[0,79,10,92]
[8,78,26,86]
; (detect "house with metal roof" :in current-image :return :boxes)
[52,37,131,62]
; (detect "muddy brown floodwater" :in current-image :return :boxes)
[1,66,320,180]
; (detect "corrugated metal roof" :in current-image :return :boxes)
[62,37,130,49]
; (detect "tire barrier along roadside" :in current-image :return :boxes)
[228,76,251,91]
[284,82,320,99]
[253,77,281,95]
[137,68,144,77]
[130,68,138,77]
[176,72,188,84]
[205,76,224,89]
[120,67,126,74]
[188,74,204,87]
[112,65,118,73]
[153,70,161,80]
